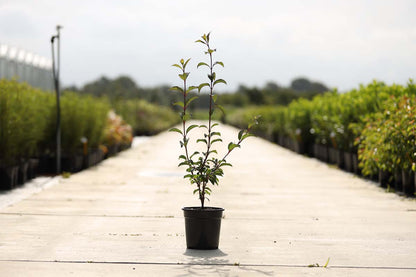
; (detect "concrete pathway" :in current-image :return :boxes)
[0,122,415,276]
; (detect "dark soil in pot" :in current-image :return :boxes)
[182,207,224,250]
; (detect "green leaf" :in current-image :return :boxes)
[211,138,223,144]
[228,142,241,151]
[211,131,221,137]
[208,72,216,81]
[172,64,182,70]
[178,161,189,167]
[214,79,227,86]
[186,124,198,134]
[211,123,219,128]
[186,86,198,94]
[179,73,189,81]
[199,124,208,129]
[170,86,184,93]
[215,104,226,115]
[169,128,183,135]
[183,58,191,69]
[220,163,232,167]
[190,151,200,159]
[179,155,186,160]
[238,130,244,140]
[193,189,200,194]
[242,133,255,140]
[214,61,224,67]
[173,101,184,108]
[197,139,208,144]
[212,94,218,103]
[195,39,205,44]
[180,113,190,121]
[198,83,210,92]
[185,96,198,107]
[197,62,210,68]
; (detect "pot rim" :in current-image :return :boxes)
[182,206,224,211]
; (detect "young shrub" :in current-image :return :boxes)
[170,33,258,208]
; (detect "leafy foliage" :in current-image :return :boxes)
[112,99,179,135]
[358,82,416,175]
[226,79,416,177]
[0,80,53,166]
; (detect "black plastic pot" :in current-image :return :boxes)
[378,169,392,188]
[28,159,39,179]
[18,161,29,185]
[183,207,224,250]
[352,153,361,175]
[328,147,337,164]
[62,154,83,173]
[394,168,403,191]
[293,141,305,154]
[402,170,415,196]
[344,152,353,172]
[314,144,329,163]
[38,155,55,174]
[0,165,19,190]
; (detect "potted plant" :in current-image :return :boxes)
[170,33,258,249]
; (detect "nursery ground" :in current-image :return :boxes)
[0,121,415,276]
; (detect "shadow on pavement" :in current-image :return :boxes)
[175,249,274,276]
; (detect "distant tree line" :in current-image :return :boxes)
[65,75,329,109]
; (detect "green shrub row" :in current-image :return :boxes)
[113,99,179,135]
[0,80,178,168]
[226,80,416,176]
[358,92,416,176]
[0,80,112,166]
[0,80,52,165]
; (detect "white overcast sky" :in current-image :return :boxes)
[0,0,415,92]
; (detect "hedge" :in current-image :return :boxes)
[226,79,416,194]
[0,79,178,188]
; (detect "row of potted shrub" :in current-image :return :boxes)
[112,99,180,136]
[226,80,416,196]
[0,80,137,190]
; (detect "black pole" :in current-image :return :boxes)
[51,25,62,174]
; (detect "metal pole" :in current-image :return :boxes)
[51,25,62,174]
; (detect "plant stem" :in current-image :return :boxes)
[200,42,214,171]
[198,41,214,208]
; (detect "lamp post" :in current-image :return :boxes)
[51,25,62,174]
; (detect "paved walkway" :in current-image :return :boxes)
[0,122,415,276]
